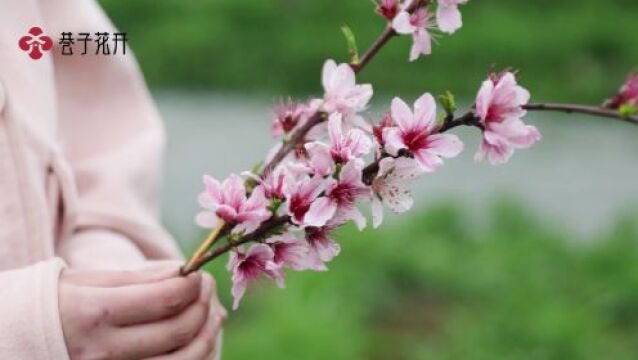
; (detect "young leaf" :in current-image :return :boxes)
[438,90,457,116]
[619,103,638,118]
[341,25,360,65]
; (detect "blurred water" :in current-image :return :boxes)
[156,92,638,248]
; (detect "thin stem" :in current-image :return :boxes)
[262,112,325,176]
[183,217,290,273]
[438,111,481,132]
[181,220,227,275]
[352,0,429,73]
[350,27,396,74]
[524,103,638,125]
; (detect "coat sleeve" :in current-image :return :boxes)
[45,0,183,268]
[0,258,69,360]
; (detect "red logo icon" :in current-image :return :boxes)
[18,27,53,60]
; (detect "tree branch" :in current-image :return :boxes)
[524,103,638,125]
[183,217,290,273]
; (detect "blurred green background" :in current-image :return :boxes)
[207,201,638,360]
[98,0,638,359]
[100,0,638,101]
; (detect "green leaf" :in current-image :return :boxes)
[438,90,457,116]
[341,25,360,65]
[619,103,637,118]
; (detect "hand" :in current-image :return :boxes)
[59,266,224,360]
[150,272,227,360]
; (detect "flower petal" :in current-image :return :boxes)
[203,175,223,204]
[409,28,432,61]
[475,79,494,121]
[382,127,406,155]
[413,149,444,172]
[392,11,416,34]
[413,93,437,131]
[304,197,338,227]
[195,211,219,229]
[391,97,415,132]
[336,205,367,231]
[222,174,246,211]
[328,113,343,145]
[305,142,335,177]
[426,133,464,158]
[321,59,338,93]
[371,197,384,229]
[437,4,463,34]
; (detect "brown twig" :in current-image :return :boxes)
[523,103,638,125]
[184,217,290,272]
[262,112,326,176]
[181,220,228,275]
[351,0,428,73]
[350,27,397,74]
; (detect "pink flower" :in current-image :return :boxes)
[271,99,310,138]
[255,166,290,200]
[376,0,400,21]
[304,225,341,266]
[371,157,423,228]
[606,73,638,109]
[267,233,323,271]
[373,112,394,148]
[436,0,467,34]
[475,72,541,165]
[305,161,371,230]
[196,174,271,233]
[306,113,372,175]
[383,93,464,171]
[392,8,434,61]
[284,175,326,225]
[227,244,284,310]
[321,59,373,129]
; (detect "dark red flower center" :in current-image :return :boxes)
[289,194,311,221]
[402,129,430,153]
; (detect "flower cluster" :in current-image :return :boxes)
[181,0,638,315]
[196,55,539,309]
[377,0,469,61]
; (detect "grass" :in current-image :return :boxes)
[100,0,638,103]
[189,200,638,359]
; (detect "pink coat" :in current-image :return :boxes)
[0,0,182,358]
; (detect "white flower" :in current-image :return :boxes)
[371,157,423,228]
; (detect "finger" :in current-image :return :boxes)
[107,292,212,359]
[102,272,203,326]
[210,331,223,360]
[63,264,182,288]
[200,273,227,321]
[145,311,223,360]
